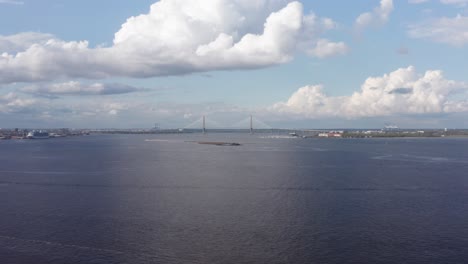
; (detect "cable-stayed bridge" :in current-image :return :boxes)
[181,116,342,137]
[184,116,224,130]
[231,116,272,130]
[183,115,272,133]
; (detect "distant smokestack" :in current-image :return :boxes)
[203,115,206,134]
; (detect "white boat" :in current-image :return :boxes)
[27,130,50,139]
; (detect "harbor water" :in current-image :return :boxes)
[1,134,468,263]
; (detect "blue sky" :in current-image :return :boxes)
[1,0,468,129]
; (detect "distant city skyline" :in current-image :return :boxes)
[1,0,468,128]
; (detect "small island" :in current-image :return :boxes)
[197,141,241,146]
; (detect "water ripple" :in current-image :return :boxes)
[1,181,466,192]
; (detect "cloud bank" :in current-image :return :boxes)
[20,81,146,97]
[408,15,468,46]
[440,0,468,6]
[411,0,468,6]
[0,0,24,5]
[408,0,429,4]
[0,0,347,84]
[272,66,468,118]
[0,92,36,114]
[4,66,467,126]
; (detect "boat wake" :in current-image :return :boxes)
[145,139,171,142]
[0,235,124,255]
[259,135,300,139]
[372,154,467,164]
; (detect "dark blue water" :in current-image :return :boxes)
[1,134,468,264]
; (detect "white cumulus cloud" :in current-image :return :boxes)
[0,0,346,84]
[355,0,394,33]
[306,39,349,58]
[272,66,468,118]
[0,32,54,54]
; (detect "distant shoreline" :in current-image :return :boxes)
[2,128,468,140]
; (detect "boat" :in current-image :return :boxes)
[49,133,65,138]
[27,130,50,139]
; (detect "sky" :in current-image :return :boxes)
[1,0,468,129]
